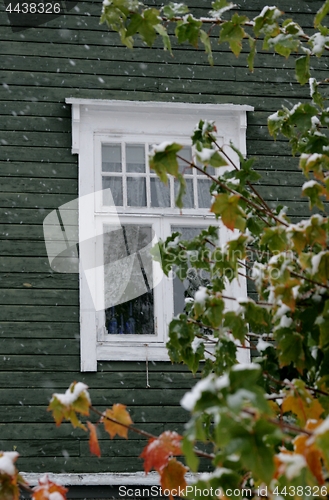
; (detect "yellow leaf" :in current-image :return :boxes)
[103,404,133,439]
[294,420,325,484]
[282,389,325,427]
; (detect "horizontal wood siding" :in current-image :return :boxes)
[0,0,325,476]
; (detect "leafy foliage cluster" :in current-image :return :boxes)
[2,1,329,499]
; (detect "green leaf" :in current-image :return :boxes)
[267,110,285,139]
[162,2,189,20]
[314,0,329,27]
[302,180,325,210]
[211,193,246,231]
[309,78,325,108]
[254,6,282,38]
[224,311,248,343]
[175,15,202,48]
[155,24,172,53]
[219,14,247,57]
[149,142,183,183]
[247,37,257,72]
[205,296,225,328]
[260,226,288,252]
[267,33,299,58]
[240,300,272,334]
[239,419,276,483]
[295,55,311,85]
[210,0,236,18]
[175,173,186,209]
[126,8,160,46]
[181,436,199,472]
[200,30,214,66]
[196,148,228,168]
[275,328,305,369]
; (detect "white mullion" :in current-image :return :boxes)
[170,176,175,208]
[145,142,151,208]
[193,166,198,209]
[122,141,127,208]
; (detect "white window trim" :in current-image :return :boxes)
[66,99,253,372]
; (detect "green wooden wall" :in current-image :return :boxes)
[0,0,326,475]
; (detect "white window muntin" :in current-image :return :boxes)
[94,134,224,214]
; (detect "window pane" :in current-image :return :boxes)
[178,147,192,173]
[174,178,194,208]
[172,226,217,316]
[102,144,122,172]
[127,177,146,207]
[102,176,123,206]
[126,144,145,173]
[103,225,155,335]
[196,165,216,176]
[198,179,212,208]
[150,178,170,207]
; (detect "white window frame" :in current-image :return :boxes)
[66,98,253,371]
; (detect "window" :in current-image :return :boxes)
[66,99,253,371]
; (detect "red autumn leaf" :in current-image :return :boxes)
[160,458,188,500]
[102,404,133,439]
[87,421,101,457]
[32,475,68,500]
[140,431,182,473]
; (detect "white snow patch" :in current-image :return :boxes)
[180,375,215,411]
[232,363,260,372]
[191,337,203,353]
[52,382,90,407]
[151,141,173,154]
[277,453,306,479]
[280,315,292,329]
[197,148,216,162]
[257,339,273,351]
[312,251,325,275]
[302,179,318,191]
[199,467,232,481]
[215,374,229,390]
[0,452,19,476]
[49,493,65,500]
[310,33,329,55]
[194,286,208,306]
[274,303,291,321]
[313,416,329,436]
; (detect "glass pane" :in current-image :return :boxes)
[102,176,123,206]
[102,144,122,172]
[174,178,194,208]
[103,225,155,335]
[172,226,218,316]
[196,163,216,176]
[127,177,146,207]
[150,178,170,207]
[126,144,145,173]
[178,147,192,174]
[198,179,212,208]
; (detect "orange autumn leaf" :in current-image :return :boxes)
[160,458,188,500]
[102,404,133,439]
[32,475,68,500]
[282,392,324,427]
[294,420,325,485]
[87,421,101,457]
[140,431,182,473]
